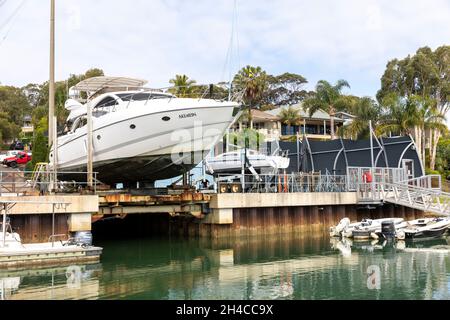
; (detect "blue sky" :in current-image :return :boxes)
[0,0,449,99]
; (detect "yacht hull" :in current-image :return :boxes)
[58,152,205,185]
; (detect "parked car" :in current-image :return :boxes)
[3,152,32,168]
[0,150,20,163]
[9,141,24,151]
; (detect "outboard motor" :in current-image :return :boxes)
[330,218,350,237]
[74,231,93,247]
[381,221,396,239]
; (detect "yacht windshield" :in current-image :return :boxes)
[117,93,171,102]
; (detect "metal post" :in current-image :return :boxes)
[53,115,58,193]
[52,203,55,247]
[87,102,94,189]
[2,204,6,248]
[296,132,300,172]
[369,121,375,199]
[49,0,55,148]
[241,149,245,192]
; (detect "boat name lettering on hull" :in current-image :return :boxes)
[179,113,197,119]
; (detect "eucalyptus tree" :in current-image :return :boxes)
[302,79,351,140]
[264,72,309,107]
[377,45,450,169]
[409,95,446,166]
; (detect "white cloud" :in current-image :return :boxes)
[0,0,449,99]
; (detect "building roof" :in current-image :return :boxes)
[266,103,346,123]
[251,109,280,122]
[335,111,356,119]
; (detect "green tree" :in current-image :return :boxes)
[264,72,309,107]
[30,117,49,169]
[0,112,21,144]
[303,79,351,140]
[377,45,450,169]
[408,95,446,166]
[232,66,269,126]
[377,93,417,136]
[0,86,31,127]
[279,106,301,135]
[227,128,265,151]
[436,135,450,179]
[343,97,381,140]
[169,74,197,98]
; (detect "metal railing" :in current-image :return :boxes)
[48,234,69,243]
[347,166,408,192]
[398,175,442,190]
[0,170,100,195]
[216,173,349,194]
[380,181,450,216]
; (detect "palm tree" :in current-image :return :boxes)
[377,93,417,137]
[233,66,268,127]
[343,97,381,140]
[169,74,197,98]
[303,80,351,140]
[279,106,301,136]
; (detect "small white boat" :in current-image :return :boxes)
[205,149,290,175]
[351,218,405,240]
[403,218,450,241]
[331,218,405,239]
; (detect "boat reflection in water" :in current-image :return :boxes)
[2,233,450,300]
[0,264,102,300]
[330,237,450,299]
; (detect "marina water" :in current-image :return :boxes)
[2,232,450,300]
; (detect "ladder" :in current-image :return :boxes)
[31,162,50,188]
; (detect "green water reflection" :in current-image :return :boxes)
[1,233,450,300]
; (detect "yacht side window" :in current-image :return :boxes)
[71,116,88,133]
[94,96,118,116]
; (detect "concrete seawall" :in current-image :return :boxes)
[3,195,99,244]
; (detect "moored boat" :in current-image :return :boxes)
[403,218,450,241]
[351,218,405,240]
[205,148,290,175]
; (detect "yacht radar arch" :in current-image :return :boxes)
[69,76,148,101]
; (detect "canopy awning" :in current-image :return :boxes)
[70,76,148,93]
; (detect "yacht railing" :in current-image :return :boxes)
[87,84,235,117]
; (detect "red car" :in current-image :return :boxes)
[3,152,32,168]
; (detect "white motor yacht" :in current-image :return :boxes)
[50,77,241,185]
